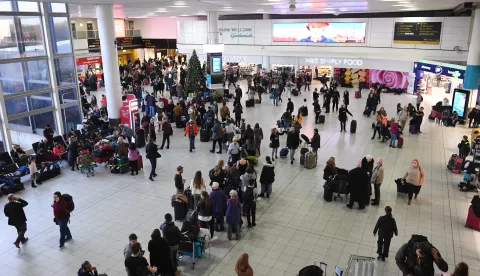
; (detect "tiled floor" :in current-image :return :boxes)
[1,80,479,276]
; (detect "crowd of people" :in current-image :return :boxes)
[2,56,475,276]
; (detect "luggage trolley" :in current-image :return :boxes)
[178,234,207,270]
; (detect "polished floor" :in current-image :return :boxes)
[0,80,479,276]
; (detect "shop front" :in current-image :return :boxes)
[75,55,103,81]
[197,54,264,77]
[413,61,465,97]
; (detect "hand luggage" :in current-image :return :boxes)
[323,182,333,202]
[200,129,210,142]
[363,107,371,116]
[355,91,361,98]
[173,200,188,221]
[409,123,416,134]
[292,89,299,96]
[305,152,317,169]
[246,99,254,107]
[451,157,464,173]
[350,120,357,133]
[301,106,308,116]
[97,82,101,89]
[318,115,325,124]
[137,155,143,170]
[298,259,327,276]
[135,129,145,148]
[116,157,129,174]
[447,154,458,170]
[255,99,261,104]
[279,148,289,158]
[300,154,306,166]
[397,136,404,148]
[395,178,408,194]
[332,177,348,201]
[465,204,480,231]
[0,182,24,195]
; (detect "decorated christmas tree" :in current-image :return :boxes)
[185,50,204,93]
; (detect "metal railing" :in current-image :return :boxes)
[72,29,141,40]
[343,255,376,276]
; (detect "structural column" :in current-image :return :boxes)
[465,8,480,90]
[96,4,122,125]
[263,56,271,72]
[207,11,219,44]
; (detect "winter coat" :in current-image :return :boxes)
[373,215,398,238]
[259,162,275,185]
[160,221,185,246]
[311,133,320,150]
[145,142,159,159]
[211,122,223,141]
[286,131,300,150]
[323,164,336,180]
[338,107,352,121]
[269,132,280,148]
[347,167,369,203]
[226,198,241,224]
[240,172,256,191]
[254,128,263,147]
[220,106,230,118]
[4,198,28,226]
[361,157,375,175]
[67,142,79,163]
[210,189,227,213]
[148,237,173,273]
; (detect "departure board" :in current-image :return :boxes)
[393,22,442,45]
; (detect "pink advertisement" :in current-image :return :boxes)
[369,70,409,89]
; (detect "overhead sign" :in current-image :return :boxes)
[142,39,177,49]
[304,57,364,67]
[76,56,102,65]
[393,22,442,45]
[116,37,144,48]
[219,27,253,39]
[414,62,464,79]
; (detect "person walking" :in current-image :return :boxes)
[286,127,300,164]
[160,213,186,276]
[210,182,227,232]
[52,191,72,248]
[159,119,173,150]
[148,229,174,276]
[389,118,400,148]
[269,128,282,160]
[338,104,353,132]
[233,103,243,127]
[259,156,275,198]
[4,194,29,248]
[235,253,254,276]
[28,156,39,187]
[210,119,223,154]
[184,119,199,152]
[220,102,230,122]
[373,206,398,261]
[370,158,384,206]
[190,171,207,209]
[226,190,241,240]
[145,138,161,181]
[346,161,369,210]
[402,159,425,205]
[253,123,263,156]
[128,143,140,176]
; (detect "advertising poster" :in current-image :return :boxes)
[452,89,470,118]
[393,22,442,45]
[272,22,366,43]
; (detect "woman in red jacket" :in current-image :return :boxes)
[52,191,72,248]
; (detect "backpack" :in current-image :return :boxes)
[62,194,75,213]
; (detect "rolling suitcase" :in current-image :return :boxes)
[409,123,416,134]
[301,106,308,116]
[350,120,357,134]
[318,115,325,124]
[397,137,404,148]
[292,89,299,96]
[465,204,480,231]
[137,155,143,170]
[135,129,145,148]
[200,129,210,142]
[305,152,317,169]
[363,107,371,116]
[279,148,289,158]
[323,182,333,202]
[355,91,361,98]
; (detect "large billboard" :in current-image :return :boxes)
[393,22,442,45]
[272,22,366,43]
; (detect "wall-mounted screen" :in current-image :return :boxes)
[452,88,470,119]
[272,22,366,43]
[393,22,442,45]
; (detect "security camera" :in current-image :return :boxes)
[289,4,296,11]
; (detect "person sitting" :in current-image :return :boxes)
[10,145,26,164]
[52,143,67,160]
[446,111,459,127]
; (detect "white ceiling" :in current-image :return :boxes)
[65,0,469,18]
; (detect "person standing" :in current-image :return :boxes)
[184,119,199,152]
[67,137,79,171]
[338,104,353,132]
[124,242,158,276]
[210,119,223,154]
[373,206,398,261]
[415,107,425,133]
[77,261,100,276]
[286,127,300,164]
[269,128,282,160]
[220,102,230,122]
[313,100,321,124]
[347,161,369,210]
[160,213,185,276]
[128,143,140,176]
[397,106,409,131]
[148,229,174,276]
[311,128,321,155]
[226,190,241,240]
[235,253,254,276]
[4,194,29,248]
[259,156,275,198]
[52,191,72,248]
[253,123,263,156]
[145,138,161,181]
[233,103,243,127]
[286,99,294,114]
[160,119,172,150]
[196,191,215,238]
[174,166,185,192]
[210,182,227,232]
[416,93,423,111]
[343,90,350,107]
[190,171,207,208]
[370,158,384,206]
[331,89,340,112]
[43,124,54,148]
[402,159,425,205]
[228,138,241,165]
[389,118,400,148]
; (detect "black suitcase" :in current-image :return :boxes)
[318,115,325,124]
[301,106,308,116]
[350,120,357,133]
[1,183,24,195]
[292,89,299,96]
[246,99,254,107]
[323,182,333,202]
[363,107,371,116]
[135,129,145,148]
[395,178,408,194]
[332,178,349,201]
[224,89,229,98]
[200,129,210,142]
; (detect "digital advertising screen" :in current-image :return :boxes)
[272,22,366,43]
[452,89,470,119]
[212,57,222,73]
[393,22,442,45]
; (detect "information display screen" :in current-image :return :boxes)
[212,57,222,73]
[393,22,442,45]
[272,22,366,43]
[452,89,470,119]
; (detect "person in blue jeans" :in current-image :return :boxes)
[389,118,400,148]
[52,191,72,248]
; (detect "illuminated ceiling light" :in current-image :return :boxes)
[174,1,186,5]
[280,9,287,13]
[393,4,414,7]
[340,8,348,12]
[268,0,281,1]
[224,6,232,9]
[398,1,410,3]
[167,5,190,8]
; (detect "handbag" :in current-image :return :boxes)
[154,152,161,158]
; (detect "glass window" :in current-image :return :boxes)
[50,17,71,54]
[54,56,75,86]
[0,16,45,59]
[9,111,56,134]
[0,59,50,95]
[0,2,13,12]
[17,1,39,12]
[5,92,53,116]
[62,105,81,132]
[48,3,66,13]
[59,87,78,104]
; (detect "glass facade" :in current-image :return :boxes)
[0,1,80,152]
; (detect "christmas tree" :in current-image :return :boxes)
[185,50,204,93]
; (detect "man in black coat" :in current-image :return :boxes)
[313,100,321,124]
[286,98,294,114]
[286,127,300,165]
[3,194,28,248]
[347,161,369,210]
[338,104,353,132]
[373,206,398,261]
[160,213,186,274]
[311,129,321,154]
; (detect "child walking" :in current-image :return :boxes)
[28,156,39,188]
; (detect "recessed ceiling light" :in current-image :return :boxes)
[224,6,232,9]
[398,1,410,3]
[340,8,348,12]
[393,4,413,7]
[268,0,281,1]
[156,11,169,13]
[167,5,190,8]
[174,1,186,5]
